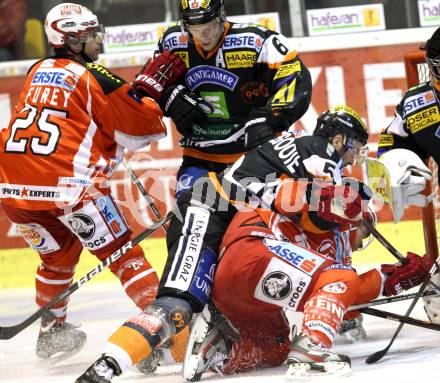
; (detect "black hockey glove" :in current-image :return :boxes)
[243,107,274,151]
[161,84,213,137]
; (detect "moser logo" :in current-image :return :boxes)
[418,0,440,26]
[306,4,385,36]
[407,105,440,133]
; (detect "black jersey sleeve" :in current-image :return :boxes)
[257,32,312,132]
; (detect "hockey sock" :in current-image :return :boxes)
[169,325,189,362]
[105,244,160,309]
[302,288,348,348]
[106,297,193,367]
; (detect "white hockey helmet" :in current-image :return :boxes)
[44,3,104,48]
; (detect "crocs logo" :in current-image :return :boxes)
[262,271,292,300]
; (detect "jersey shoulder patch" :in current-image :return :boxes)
[159,25,188,52]
[86,63,125,95]
[228,22,275,39]
[402,84,436,118]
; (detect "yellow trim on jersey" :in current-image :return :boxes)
[267,50,298,70]
[207,172,253,209]
[378,134,394,147]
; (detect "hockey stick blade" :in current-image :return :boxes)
[365,346,390,364]
[0,210,174,340]
[365,253,440,364]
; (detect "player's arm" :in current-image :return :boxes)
[143,34,213,138]
[263,36,312,131]
[87,63,167,151]
[377,97,429,160]
[273,169,371,234]
[244,33,312,150]
[381,252,432,296]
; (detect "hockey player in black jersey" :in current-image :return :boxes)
[377,27,440,324]
[133,0,312,199]
[76,105,371,383]
[377,28,440,176]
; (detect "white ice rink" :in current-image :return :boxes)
[1,281,439,383]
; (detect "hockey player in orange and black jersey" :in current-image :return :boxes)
[154,0,312,198]
[76,106,374,383]
[377,28,440,179]
[0,2,187,364]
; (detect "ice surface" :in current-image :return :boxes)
[1,281,439,383]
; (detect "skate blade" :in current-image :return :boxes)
[183,354,206,382]
[285,361,351,381]
[37,342,86,366]
[183,315,210,381]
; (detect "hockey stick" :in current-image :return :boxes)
[362,219,406,263]
[348,289,439,311]
[362,218,440,291]
[0,209,174,340]
[360,306,440,332]
[365,253,440,364]
[123,157,168,232]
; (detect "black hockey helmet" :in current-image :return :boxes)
[426,26,440,89]
[313,105,368,146]
[180,0,225,28]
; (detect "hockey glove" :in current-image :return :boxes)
[307,180,372,225]
[162,84,213,137]
[243,107,274,151]
[382,252,432,296]
[133,51,187,103]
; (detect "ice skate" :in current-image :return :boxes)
[183,308,231,382]
[285,334,351,381]
[335,314,367,344]
[76,354,121,383]
[36,312,87,363]
[423,274,440,323]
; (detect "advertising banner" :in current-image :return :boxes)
[0,41,425,248]
[418,0,440,26]
[306,4,385,36]
[103,12,281,54]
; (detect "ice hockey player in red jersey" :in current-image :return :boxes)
[76,104,378,382]
[0,2,186,361]
[181,207,431,380]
